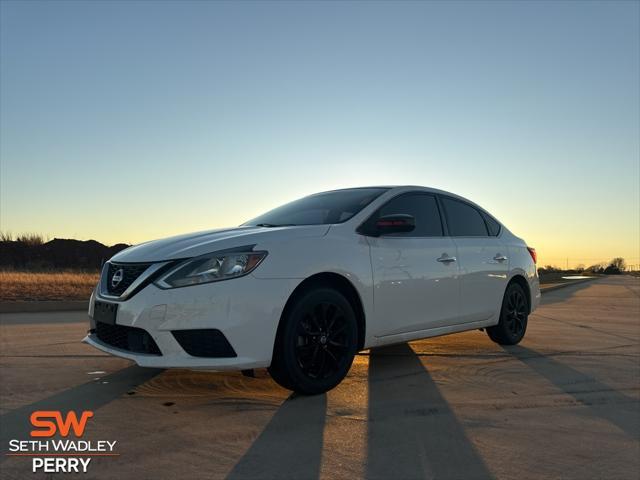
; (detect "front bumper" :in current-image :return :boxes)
[83,274,299,370]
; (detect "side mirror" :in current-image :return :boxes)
[375,214,415,235]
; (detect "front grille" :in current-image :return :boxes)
[95,321,162,355]
[172,329,237,358]
[106,262,151,296]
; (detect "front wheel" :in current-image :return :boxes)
[268,288,358,395]
[487,282,529,345]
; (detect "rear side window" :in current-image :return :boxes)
[482,212,501,236]
[376,193,443,237]
[441,197,488,236]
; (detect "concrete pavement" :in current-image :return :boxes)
[1,276,638,479]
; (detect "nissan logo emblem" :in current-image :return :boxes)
[111,268,124,288]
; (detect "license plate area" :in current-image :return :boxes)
[94,300,118,325]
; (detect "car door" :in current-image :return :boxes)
[439,196,508,323]
[365,192,460,339]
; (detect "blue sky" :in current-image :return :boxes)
[1,1,638,267]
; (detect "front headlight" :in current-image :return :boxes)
[154,250,267,289]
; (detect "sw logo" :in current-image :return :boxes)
[29,410,95,473]
[30,410,94,437]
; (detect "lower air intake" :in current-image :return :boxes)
[95,321,162,355]
[171,329,237,358]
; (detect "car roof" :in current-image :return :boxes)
[314,185,456,197]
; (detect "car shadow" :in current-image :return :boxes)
[226,343,493,480]
[366,343,493,480]
[504,345,639,441]
[226,393,327,480]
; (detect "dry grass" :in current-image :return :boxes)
[0,271,100,301]
[0,231,48,245]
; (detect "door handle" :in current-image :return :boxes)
[437,255,456,264]
[493,254,508,262]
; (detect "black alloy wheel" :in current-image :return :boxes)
[505,286,527,337]
[295,301,351,379]
[487,282,529,345]
[269,288,358,395]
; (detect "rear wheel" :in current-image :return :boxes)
[487,282,528,345]
[268,288,358,395]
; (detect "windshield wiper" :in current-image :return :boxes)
[255,223,297,228]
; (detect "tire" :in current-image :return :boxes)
[487,282,529,345]
[268,287,358,395]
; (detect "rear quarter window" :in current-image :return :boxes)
[481,212,501,236]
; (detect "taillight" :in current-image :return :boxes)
[527,247,537,264]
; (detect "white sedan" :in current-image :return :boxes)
[84,186,540,394]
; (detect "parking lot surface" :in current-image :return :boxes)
[1,276,638,479]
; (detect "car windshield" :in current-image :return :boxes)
[244,188,389,226]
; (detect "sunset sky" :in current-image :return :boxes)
[1,1,638,268]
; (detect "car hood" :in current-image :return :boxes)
[110,225,331,263]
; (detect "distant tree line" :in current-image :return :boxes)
[0,234,129,270]
[538,257,628,275]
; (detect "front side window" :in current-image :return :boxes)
[373,193,444,237]
[441,197,488,236]
[244,188,389,226]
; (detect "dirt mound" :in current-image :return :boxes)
[0,238,129,270]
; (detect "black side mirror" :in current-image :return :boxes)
[375,214,415,235]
